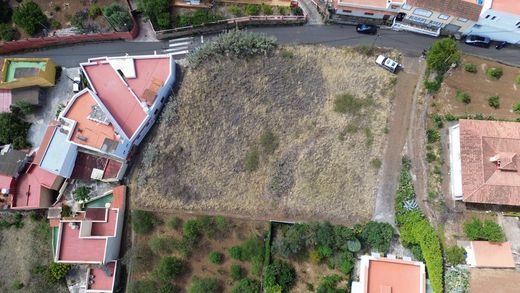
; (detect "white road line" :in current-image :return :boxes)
[169,37,193,42]
[163,46,189,53]
[169,41,191,48]
[163,50,190,55]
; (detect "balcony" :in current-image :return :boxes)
[392,18,440,37]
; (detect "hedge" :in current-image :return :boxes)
[396,157,443,293]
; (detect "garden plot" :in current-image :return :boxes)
[433,55,520,119]
[129,45,397,224]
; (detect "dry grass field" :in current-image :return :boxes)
[129,46,397,224]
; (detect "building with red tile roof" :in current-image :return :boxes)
[465,241,515,268]
[333,0,403,22]
[11,165,63,209]
[449,119,520,206]
[351,255,426,293]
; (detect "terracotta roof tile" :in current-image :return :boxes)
[406,0,482,21]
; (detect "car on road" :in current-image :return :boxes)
[375,55,400,73]
[464,35,491,48]
[356,24,377,34]
[72,76,81,93]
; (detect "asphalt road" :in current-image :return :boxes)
[6,25,520,67]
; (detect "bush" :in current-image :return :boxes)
[426,38,461,74]
[73,186,91,202]
[149,236,173,254]
[424,75,443,94]
[0,23,16,41]
[10,100,33,116]
[291,6,304,16]
[263,259,296,293]
[260,129,279,154]
[426,129,440,144]
[514,102,520,115]
[103,3,133,31]
[50,19,61,29]
[188,30,277,67]
[445,245,466,265]
[47,263,71,282]
[241,236,264,262]
[228,246,243,260]
[167,216,180,229]
[132,210,160,234]
[245,4,260,15]
[154,256,184,281]
[261,3,273,15]
[463,63,477,73]
[361,221,394,253]
[0,112,31,149]
[177,10,223,27]
[88,4,102,19]
[516,75,520,85]
[486,67,503,80]
[228,5,242,16]
[463,218,505,242]
[13,1,47,35]
[232,278,259,293]
[456,90,471,104]
[11,280,24,290]
[370,158,382,169]
[136,0,169,28]
[278,6,288,15]
[215,215,228,231]
[432,114,444,129]
[487,95,500,109]
[230,264,243,281]
[188,277,221,293]
[316,274,343,293]
[183,218,203,243]
[244,147,259,172]
[333,93,369,114]
[209,251,224,264]
[446,267,469,293]
[158,283,180,293]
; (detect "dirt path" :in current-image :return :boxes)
[373,56,425,225]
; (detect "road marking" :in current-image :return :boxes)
[169,41,191,48]
[163,47,189,53]
[167,50,190,56]
[169,37,193,42]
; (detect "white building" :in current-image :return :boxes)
[465,0,520,44]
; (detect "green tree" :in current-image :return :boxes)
[188,277,221,293]
[0,23,16,41]
[426,38,461,74]
[228,246,243,260]
[12,1,47,35]
[463,218,505,242]
[103,4,133,32]
[361,221,395,253]
[486,67,503,80]
[231,278,260,293]
[72,186,91,202]
[208,251,224,264]
[154,256,184,280]
[230,264,243,281]
[47,263,71,282]
[0,112,31,149]
[132,210,160,234]
[263,259,296,293]
[136,0,170,28]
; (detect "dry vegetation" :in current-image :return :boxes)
[130,46,396,223]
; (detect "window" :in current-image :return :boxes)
[485,15,490,19]
[409,15,428,24]
[516,21,520,26]
[473,24,482,28]
[491,16,496,20]
[457,17,468,22]
[430,20,443,27]
[413,8,433,17]
[160,97,165,103]
[401,4,412,10]
[342,9,352,13]
[438,14,449,20]
[154,109,158,115]
[364,12,374,15]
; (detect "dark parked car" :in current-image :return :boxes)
[464,35,491,48]
[356,24,377,34]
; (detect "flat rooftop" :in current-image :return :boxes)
[58,222,107,262]
[4,60,47,82]
[87,261,116,292]
[491,0,520,15]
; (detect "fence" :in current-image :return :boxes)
[0,0,139,54]
[154,15,307,39]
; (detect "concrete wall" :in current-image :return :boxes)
[466,10,520,43]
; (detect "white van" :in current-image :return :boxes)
[375,55,400,73]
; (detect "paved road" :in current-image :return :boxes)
[6,25,520,67]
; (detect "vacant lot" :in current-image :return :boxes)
[433,55,520,119]
[130,46,396,223]
[0,213,67,293]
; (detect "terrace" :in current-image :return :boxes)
[86,262,117,292]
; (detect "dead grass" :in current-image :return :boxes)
[129,45,395,224]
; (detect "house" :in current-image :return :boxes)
[466,0,520,44]
[449,119,520,206]
[469,268,520,293]
[0,145,30,208]
[392,0,482,37]
[332,0,404,24]
[351,255,426,293]
[462,241,515,268]
[53,186,126,292]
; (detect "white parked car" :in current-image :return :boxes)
[72,76,81,93]
[375,55,400,73]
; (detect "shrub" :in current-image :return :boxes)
[263,259,296,293]
[103,3,133,31]
[13,1,47,35]
[260,129,279,154]
[154,256,184,281]
[278,6,288,15]
[183,218,203,243]
[361,221,394,253]
[333,93,369,114]
[445,246,466,265]
[456,90,471,104]
[167,216,180,229]
[50,19,61,29]
[232,278,259,293]
[73,186,91,202]
[316,274,343,292]
[432,114,444,128]
[245,4,260,15]
[188,30,277,67]
[149,236,173,254]
[47,263,71,282]
[0,23,16,41]
[230,264,243,281]
[486,67,503,80]
[426,128,440,144]
[136,0,169,28]
[228,5,242,16]
[463,63,477,73]
[340,257,354,275]
[209,251,224,264]
[317,246,333,258]
[261,3,273,15]
[487,95,500,109]
[158,283,180,293]
[88,4,102,19]
[516,75,520,85]
[228,246,243,260]
[426,38,461,74]
[370,158,382,169]
[514,102,520,115]
[188,277,221,293]
[291,6,304,16]
[244,147,259,172]
[11,280,24,290]
[426,152,436,163]
[176,10,223,27]
[463,218,505,242]
[0,112,31,149]
[215,215,228,231]
[424,75,443,94]
[445,267,469,293]
[132,210,160,234]
[241,236,264,262]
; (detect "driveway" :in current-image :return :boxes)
[373,56,425,225]
[26,67,78,147]
[497,214,520,266]
[298,0,324,25]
